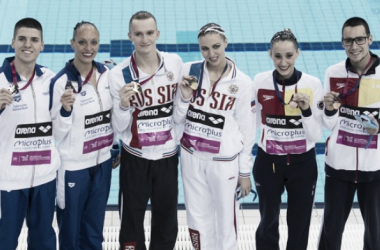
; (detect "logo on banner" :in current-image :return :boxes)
[39,125,52,133]
[289,119,302,126]
[208,117,224,124]
[363,110,379,117]
[161,106,172,114]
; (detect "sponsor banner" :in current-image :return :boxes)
[137,117,173,134]
[181,133,221,154]
[11,150,51,166]
[187,106,225,129]
[137,130,173,147]
[266,127,306,141]
[265,114,303,129]
[266,139,307,154]
[137,102,173,120]
[83,133,114,154]
[84,110,111,129]
[337,130,377,149]
[338,105,379,120]
[14,122,53,138]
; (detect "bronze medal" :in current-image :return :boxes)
[333,97,341,110]
[288,101,299,109]
[333,102,341,110]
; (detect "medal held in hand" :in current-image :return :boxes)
[7,84,19,95]
[130,81,142,93]
[332,96,341,110]
[188,76,199,90]
[65,81,74,90]
[288,94,299,109]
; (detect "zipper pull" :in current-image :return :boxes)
[287,154,290,165]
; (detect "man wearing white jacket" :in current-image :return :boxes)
[109,11,183,250]
[0,18,61,250]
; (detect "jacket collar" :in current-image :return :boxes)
[2,56,44,83]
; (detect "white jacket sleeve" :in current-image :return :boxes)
[50,76,73,143]
[322,69,340,130]
[301,78,324,142]
[237,78,256,178]
[173,66,190,125]
[108,69,134,135]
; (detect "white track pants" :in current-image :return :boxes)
[181,149,240,250]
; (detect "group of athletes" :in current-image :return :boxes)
[0,9,379,250]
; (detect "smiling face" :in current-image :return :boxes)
[71,24,99,65]
[342,25,372,66]
[128,17,159,56]
[198,32,228,68]
[269,40,299,80]
[12,27,44,66]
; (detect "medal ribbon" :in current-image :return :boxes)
[339,56,373,99]
[193,61,228,100]
[10,61,35,91]
[272,70,301,106]
[66,63,94,93]
[130,53,165,85]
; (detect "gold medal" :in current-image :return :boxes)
[188,76,198,90]
[130,81,142,93]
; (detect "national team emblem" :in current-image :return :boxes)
[80,91,86,96]
[228,84,239,94]
[13,94,22,102]
[166,71,174,81]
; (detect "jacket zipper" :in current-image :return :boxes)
[92,71,105,165]
[30,82,37,187]
[287,154,290,165]
[355,147,358,183]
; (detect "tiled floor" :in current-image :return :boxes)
[18,207,364,249]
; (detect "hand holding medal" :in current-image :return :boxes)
[324,91,340,111]
[0,88,14,109]
[119,81,141,108]
[180,75,198,100]
[60,81,75,111]
[130,81,142,93]
[289,93,310,110]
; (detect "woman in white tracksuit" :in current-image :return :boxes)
[174,23,256,250]
[50,21,119,250]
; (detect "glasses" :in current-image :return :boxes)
[342,35,369,46]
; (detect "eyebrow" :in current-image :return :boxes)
[17,35,40,39]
